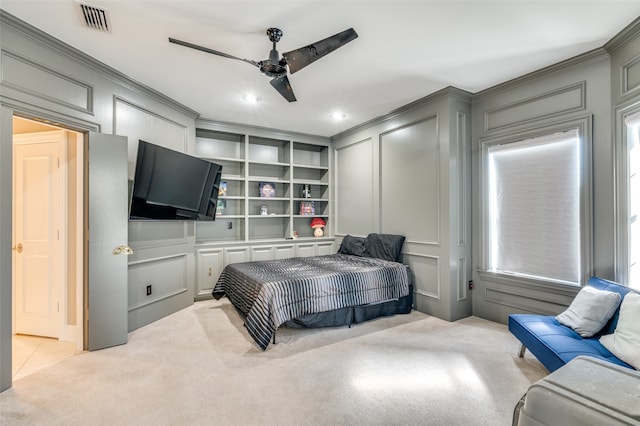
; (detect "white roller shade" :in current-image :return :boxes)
[488,129,580,284]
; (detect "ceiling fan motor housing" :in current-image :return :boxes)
[260,48,287,78]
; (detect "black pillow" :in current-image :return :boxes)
[338,235,368,257]
[365,233,405,262]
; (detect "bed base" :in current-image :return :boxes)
[271,284,414,344]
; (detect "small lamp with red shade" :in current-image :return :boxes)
[310,217,326,237]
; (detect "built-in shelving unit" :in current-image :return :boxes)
[192,122,334,299]
[194,124,331,244]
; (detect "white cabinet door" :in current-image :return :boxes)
[296,243,316,257]
[197,249,224,298]
[251,245,275,261]
[316,242,334,256]
[224,246,250,264]
[274,244,295,259]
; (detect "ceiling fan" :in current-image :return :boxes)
[169,27,358,102]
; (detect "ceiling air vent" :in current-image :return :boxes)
[76,1,111,33]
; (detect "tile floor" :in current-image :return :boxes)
[12,335,79,380]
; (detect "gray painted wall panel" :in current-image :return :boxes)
[335,138,374,235]
[114,98,189,178]
[1,51,92,113]
[380,117,439,242]
[484,82,585,132]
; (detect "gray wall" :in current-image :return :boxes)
[471,18,640,323]
[470,49,611,322]
[332,88,473,321]
[0,11,199,391]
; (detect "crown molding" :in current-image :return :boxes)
[331,86,472,140]
[604,16,640,54]
[0,10,200,119]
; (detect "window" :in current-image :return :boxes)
[624,111,640,289]
[482,122,590,287]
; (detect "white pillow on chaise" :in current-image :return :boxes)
[600,292,640,370]
[556,285,621,338]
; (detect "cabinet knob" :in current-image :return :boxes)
[208,267,212,276]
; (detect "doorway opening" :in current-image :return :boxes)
[12,116,85,379]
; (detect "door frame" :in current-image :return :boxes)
[0,104,100,392]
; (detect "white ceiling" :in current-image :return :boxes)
[2,1,640,137]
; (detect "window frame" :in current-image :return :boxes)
[479,116,593,288]
[616,103,640,287]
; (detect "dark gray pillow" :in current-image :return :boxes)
[365,233,405,262]
[338,235,368,257]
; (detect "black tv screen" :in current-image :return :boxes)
[129,140,222,221]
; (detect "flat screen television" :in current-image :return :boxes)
[129,140,222,221]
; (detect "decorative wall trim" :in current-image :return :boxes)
[331,86,472,140]
[456,111,468,246]
[334,137,374,236]
[484,286,567,316]
[113,96,189,151]
[474,48,607,101]
[0,10,200,119]
[1,51,93,114]
[128,221,190,250]
[484,82,586,133]
[604,16,640,54]
[621,54,640,97]
[127,253,188,311]
[379,116,440,245]
[6,100,100,133]
[404,251,440,299]
[457,257,467,301]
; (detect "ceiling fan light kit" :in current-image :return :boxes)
[169,27,358,102]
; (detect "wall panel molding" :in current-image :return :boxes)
[484,82,586,132]
[128,253,189,311]
[404,252,440,299]
[335,138,374,235]
[621,54,640,96]
[484,286,567,316]
[456,111,468,246]
[380,116,440,243]
[1,51,93,114]
[457,257,468,301]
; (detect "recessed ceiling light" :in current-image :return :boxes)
[243,93,261,103]
[330,112,346,121]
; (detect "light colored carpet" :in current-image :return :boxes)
[0,298,547,425]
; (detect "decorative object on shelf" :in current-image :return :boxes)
[302,184,311,198]
[259,181,276,197]
[299,201,315,215]
[260,205,268,215]
[293,230,299,239]
[216,199,226,215]
[218,181,227,196]
[310,217,325,237]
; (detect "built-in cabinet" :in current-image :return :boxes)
[195,240,335,298]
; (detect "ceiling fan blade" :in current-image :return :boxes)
[168,37,259,68]
[282,28,358,74]
[270,76,297,102]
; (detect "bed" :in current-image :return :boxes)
[212,233,412,350]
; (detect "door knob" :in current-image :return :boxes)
[12,243,22,253]
[112,245,133,255]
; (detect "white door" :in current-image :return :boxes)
[13,132,63,338]
[87,133,129,351]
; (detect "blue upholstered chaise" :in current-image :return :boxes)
[509,276,638,372]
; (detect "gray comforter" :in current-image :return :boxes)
[212,254,410,350]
